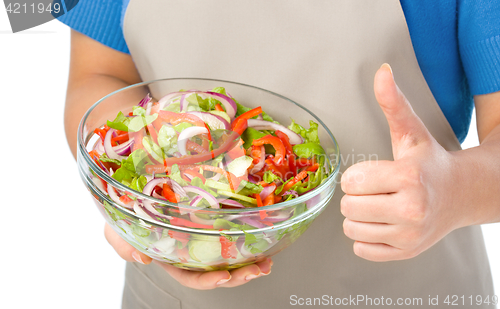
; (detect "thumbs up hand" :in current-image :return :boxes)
[340,64,467,262]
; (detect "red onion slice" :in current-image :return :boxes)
[167,178,187,198]
[183,186,219,208]
[236,235,255,258]
[107,183,134,210]
[177,126,208,155]
[190,195,203,207]
[188,212,216,225]
[217,198,245,208]
[282,190,299,198]
[138,93,152,108]
[259,185,275,201]
[141,202,172,221]
[113,139,134,156]
[180,93,188,112]
[145,102,153,116]
[157,90,236,119]
[104,128,127,161]
[204,91,237,120]
[247,119,304,145]
[133,201,154,220]
[237,217,268,229]
[93,139,105,154]
[142,178,168,196]
[158,91,190,110]
[187,111,230,130]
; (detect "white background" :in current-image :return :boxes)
[1,12,499,309]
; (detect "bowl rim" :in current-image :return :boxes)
[78,78,341,224]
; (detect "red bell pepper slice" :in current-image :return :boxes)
[255,194,268,219]
[214,103,224,112]
[111,133,129,144]
[231,106,262,135]
[275,130,293,155]
[306,163,320,172]
[168,230,190,247]
[169,217,213,229]
[220,234,238,259]
[265,158,290,180]
[162,183,179,203]
[295,157,316,168]
[288,154,297,176]
[94,124,110,144]
[263,190,275,207]
[253,135,286,166]
[280,170,309,194]
[231,118,248,136]
[232,107,262,125]
[226,139,245,160]
[119,195,133,204]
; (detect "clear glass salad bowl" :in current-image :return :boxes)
[77,78,340,271]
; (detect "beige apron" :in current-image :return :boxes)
[121,1,494,308]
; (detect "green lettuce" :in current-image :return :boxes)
[288,119,320,144]
[107,111,158,132]
[168,164,189,187]
[111,149,151,187]
[157,125,178,155]
[263,170,283,184]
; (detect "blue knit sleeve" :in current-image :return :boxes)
[57,0,129,54]
[458,0,500,95]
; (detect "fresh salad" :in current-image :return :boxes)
[87,87,331,268]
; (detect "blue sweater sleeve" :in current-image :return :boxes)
[57,0,129,54]
[458,0,500,95]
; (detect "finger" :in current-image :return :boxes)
[374,63,432,159]
[104,223,152,264]
[353,241,411,262]
[341,160,401,195]
[154,261,232,290]
[219,258,273,288]
[343,218,397,245]
[341,193,400,223]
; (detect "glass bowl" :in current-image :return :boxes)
[77,78,340,271]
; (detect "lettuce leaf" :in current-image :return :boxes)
[111,149,151,187]
[107,111,158,132]
[157,125,178,156]
[288,119,320,144]
[168,164,189,187]
[263,170,283,184]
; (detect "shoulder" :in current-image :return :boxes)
[56,0,130,54]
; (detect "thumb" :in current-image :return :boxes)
[374,63,432,158]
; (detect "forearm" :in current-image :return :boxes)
[452,123,500,226]
[65,74,132,159]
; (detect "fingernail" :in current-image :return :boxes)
[381,63,393,77]
[245,273,261,281]
[261,269,271,276]
[268,258,274,267]
[216,278,231,286]
[132,251,145,264]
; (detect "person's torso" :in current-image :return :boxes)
[120,1,494,308]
